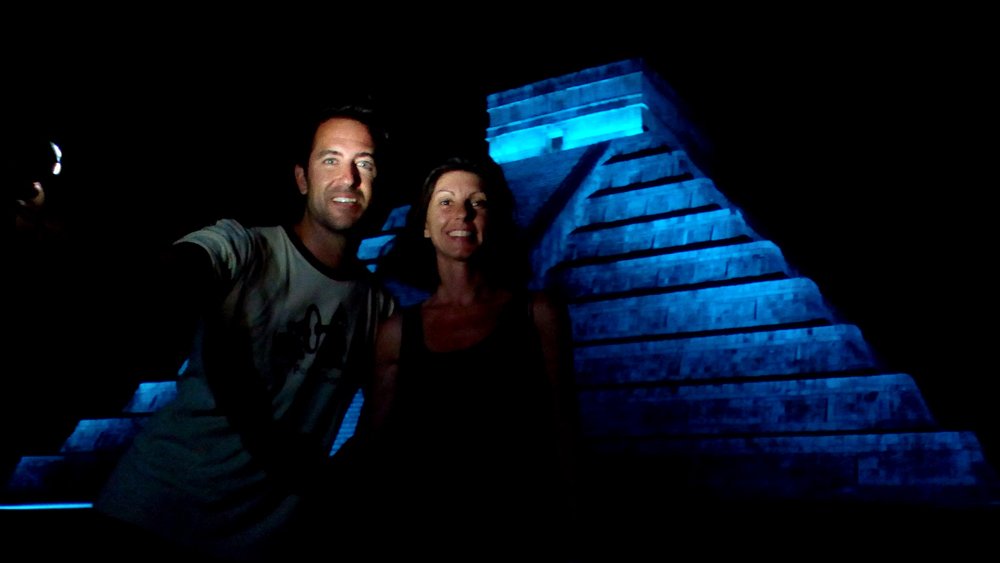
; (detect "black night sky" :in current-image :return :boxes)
[6,13,997,476]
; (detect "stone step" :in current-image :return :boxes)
[595,146,692,188]
[582,177,727,226]
[556,240,791,301]
[60,418,146,454]
[122,381,177,413]
[575,324,878,385]
[584,430,1000,507]
[569,278,833,343]
[566,208,759,263]
[578,373,937,437]
[3,453,113,504]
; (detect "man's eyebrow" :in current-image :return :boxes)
[316,149,375,159]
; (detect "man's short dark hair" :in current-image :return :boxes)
[294,100,389,172]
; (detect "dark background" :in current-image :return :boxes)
[6,14,997,477]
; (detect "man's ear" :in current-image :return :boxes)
[294,165,308,195]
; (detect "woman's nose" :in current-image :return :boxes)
[463,200,477,221]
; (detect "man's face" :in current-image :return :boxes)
[295,117,377,232]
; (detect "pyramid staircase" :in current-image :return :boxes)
[531,136,999,508]
[4,60,999,544]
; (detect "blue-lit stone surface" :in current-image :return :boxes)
[577,373,935,437]
[0,502,92,510]
[575,324,877,385]
[489,106,645,164]
[5,454,108,503]
[380,205,410,230]
[329,390,364,457]
[567,208,758,261]
[59,419,144,453]
[555,241,791,300]
[357,233,395,261]
[123,381,177,413]
[569,278,832,343]
[6,456,66,493]
[588,431,996,503]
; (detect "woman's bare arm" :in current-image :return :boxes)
[369,312,403,441]
[532,291,581,515]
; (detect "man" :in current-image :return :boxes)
[94,102,396,561]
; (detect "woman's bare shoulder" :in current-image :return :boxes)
[530,289,569,325]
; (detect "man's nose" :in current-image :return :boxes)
[337,164,361,188]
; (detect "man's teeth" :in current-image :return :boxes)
[448,230,472,237]
[333,197,357,203]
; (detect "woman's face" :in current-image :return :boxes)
[423,170,489,262]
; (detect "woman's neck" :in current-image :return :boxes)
[430,261,495,307]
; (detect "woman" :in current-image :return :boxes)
[369,153,578,556]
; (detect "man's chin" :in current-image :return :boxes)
[328,208,366,227]
[327,217,366,234]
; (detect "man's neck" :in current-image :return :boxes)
[293,219,353,271]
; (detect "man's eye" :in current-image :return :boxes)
[358,161,375,170]
[323,157,337,165]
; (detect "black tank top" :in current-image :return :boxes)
[396,294,553,456]
[387,293,558,505]
[376,293,565,552]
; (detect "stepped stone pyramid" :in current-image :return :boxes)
[5,59,999,522]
